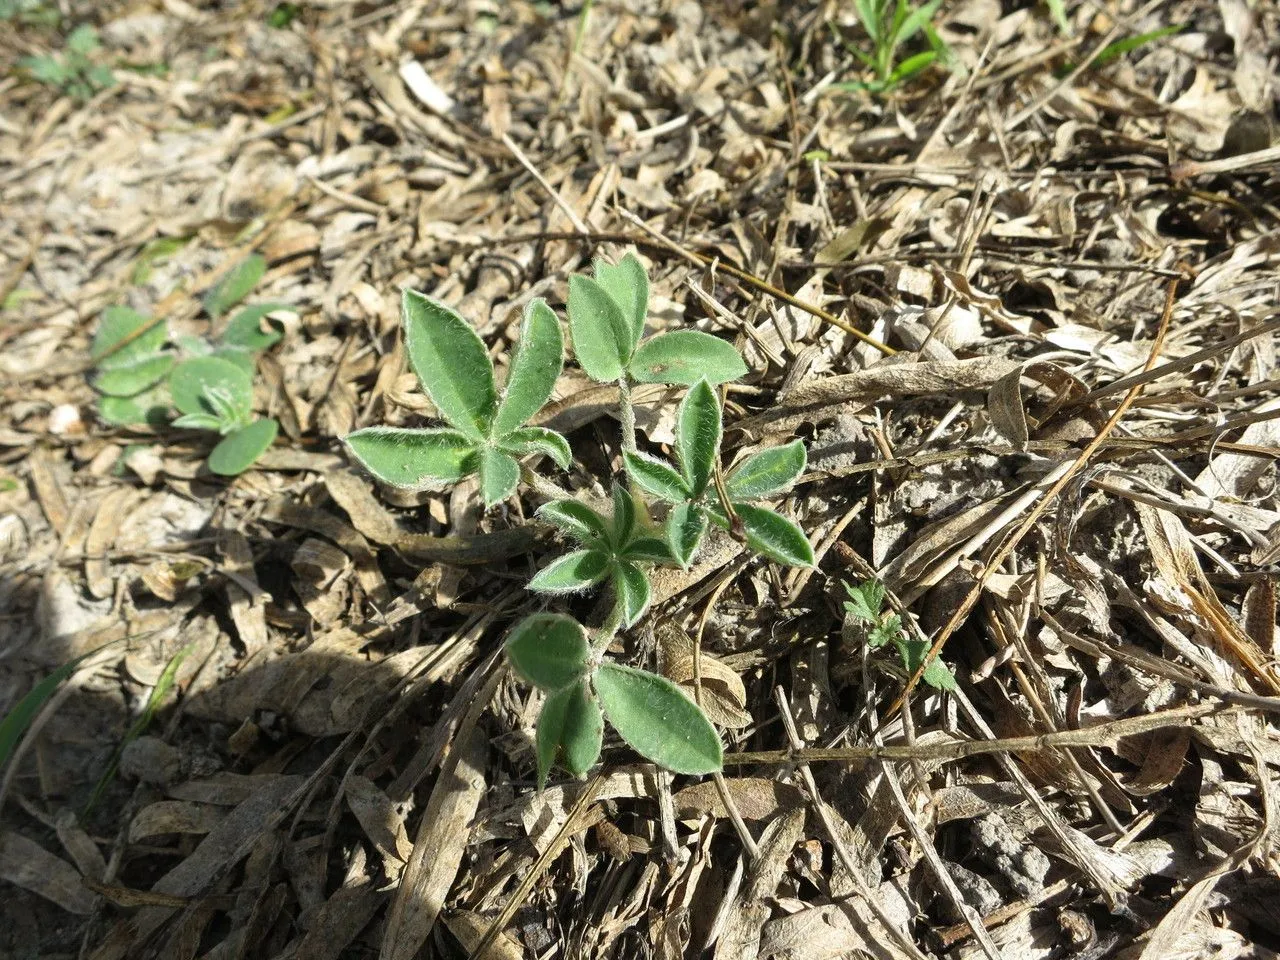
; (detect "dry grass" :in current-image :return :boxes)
[1,0,1279,957]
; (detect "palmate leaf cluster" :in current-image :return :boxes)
[343,251,830,785]
[89,254,288,476]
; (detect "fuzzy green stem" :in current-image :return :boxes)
[617,375,637,455]
[590,595,627,656]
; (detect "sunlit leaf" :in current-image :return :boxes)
[493,298,563,435]
[733,503,814,568]
[629,331,747,386]
[610,483,637,546]
[92,354,174,398]
[666,502,707,568]
[593,252,648,348]
[92,306,166,369]
[725,440,807,500]
[623,451,689,504]
[676,380,721,497]
[344,427,477,488]
[204,254,266,317]
[843,579,886,623]
[402,289,496,440]
[594,663,723,775]
[621,536,674,563]
[868,614,903,650]
[221,303,292,351]
[207,418,277,476]
[97,384,170,427]
[169,356,253,418]
[528,548,611,594]
[536,681,603,789]
[478,447,519,506]
[537,500,610,545]
[505,613,590,691]
[612,560,650,628]
[567,274,632,383]
[499,426,570,469]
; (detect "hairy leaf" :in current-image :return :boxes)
[536,681,603,789]
[677,380,721,497]
[613,560,651,628]
[505,613,590,691]
[92,306,166,369]
[734,503,814,567]
[170,356,253,418]
[610,483,637,547]
[221,303,292,351]
[97,385,170,427]
[537,500,610,545]
[499,426,571,469]
[629,331,747,386]
[594,663,723,775]
[622,536,675,563]
[402,289,496,440]
[843,579,886,623]
[567,274,632,382]
[594,252,648,348]
[898,636,957,691]
[528,549,611,594]
[493,298,563,435]
[172,412,223,432]
[666,502,707,568]
[868,614,903,650]
[726,440,806,500]
[344,427,477,488]
[478,447,520,506]
[204,254,266,318]
[92,354,174,398]
[207,418,278,476]
[623,451,690,504]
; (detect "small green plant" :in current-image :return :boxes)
[267,2,301,28]
[89,253,289,476]
[831,0,950,93]
[344,253,815,787]
[0,0,59,26]
[21,25,115,100]
[843,579,956,691]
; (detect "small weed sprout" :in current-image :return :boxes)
[344,254,815,787]
[831,0,951,93]
[843,579,957,691]
[89,253,290,476]
[21,25,115,100]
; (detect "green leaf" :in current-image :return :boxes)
[91,306,166,369]
[734,503,814,568]
[725,440,807,500]
[498,426,570,469]
[622,537,674,563]
[172,412,222,431]
[505,613,590,691]
[594,663,723,775]
[207,419,278,475]
[97,384,170,427]
[610,483,636,547]
[1046,0,1070,34]
[493,298,563,436]
[221,303,292,351]
[567,274,632,383]
[169,356,253,418]
[1,642,122,777]
[623,450,690,504]
[23,55,68,84]
[92,354,174,397]
[868,614,903,649]
[887,49,937,85]
[536,681,603,789]
[478,447,519,506]
[676,380,721,497]
[537,499,610,545]
[343,427,477,488]
[209,346,257,375]
[204,254,266,318]
[528,549,611,594]
[897,636,957,691]
[922,657,958,692]
[666,502,707,568]
[613,560,651,628]
[65,24,98,54]
[402,289,497,440]
[594,252,648,349]
[843,579,886,624]
[629,331,747,386]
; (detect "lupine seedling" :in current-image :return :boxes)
[21,25,115,101]
[89,253,289,475]
[343,253,816,788]
[844,579,956,691]
[624,382,813,569]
